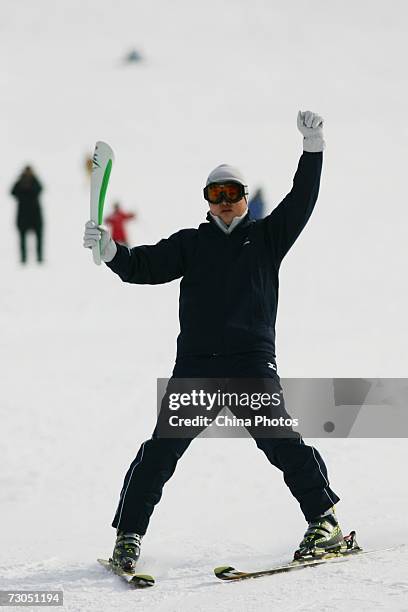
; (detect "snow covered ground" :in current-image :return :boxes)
[1,1,407,610]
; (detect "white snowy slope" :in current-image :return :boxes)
[1,1,408,610]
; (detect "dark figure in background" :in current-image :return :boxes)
[10,166,44,264]
[248,187,267,220]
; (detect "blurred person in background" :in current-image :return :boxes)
[105,202,136,246]
[84,154,93,179]
[10,165,44,264]
[248,187,267,220]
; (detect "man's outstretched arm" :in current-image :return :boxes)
[83,221,193,284]
[265,110,325,263]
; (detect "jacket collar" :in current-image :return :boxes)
[206,209,252,234]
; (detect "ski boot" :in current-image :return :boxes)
[111,531,142,573]
[294,509,344,560]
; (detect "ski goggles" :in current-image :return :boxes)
[203,182,247,205]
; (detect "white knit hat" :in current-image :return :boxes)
[206,164,248,196]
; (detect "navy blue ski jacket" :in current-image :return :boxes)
[107,152,322,358]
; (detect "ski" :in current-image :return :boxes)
[214,531,364,582]
[97,558,155,588]
[90,141,115,265]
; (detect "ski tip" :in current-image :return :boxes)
[214,565,233,574]
[132,574,155,588]
[214,565,236,578]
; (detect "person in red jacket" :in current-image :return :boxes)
[105,203,136,246]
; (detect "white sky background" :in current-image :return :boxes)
[2,0,407,378]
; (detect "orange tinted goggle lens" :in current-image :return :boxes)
[204,182,244,204]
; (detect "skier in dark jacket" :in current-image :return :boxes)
[10,166,44,263]
[84,111,344,572]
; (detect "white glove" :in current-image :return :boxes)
[297,110,325,152]
[83,220,117,263]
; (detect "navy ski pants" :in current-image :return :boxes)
[112,352,340,534]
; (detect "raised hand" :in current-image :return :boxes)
[297,110,325,152]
